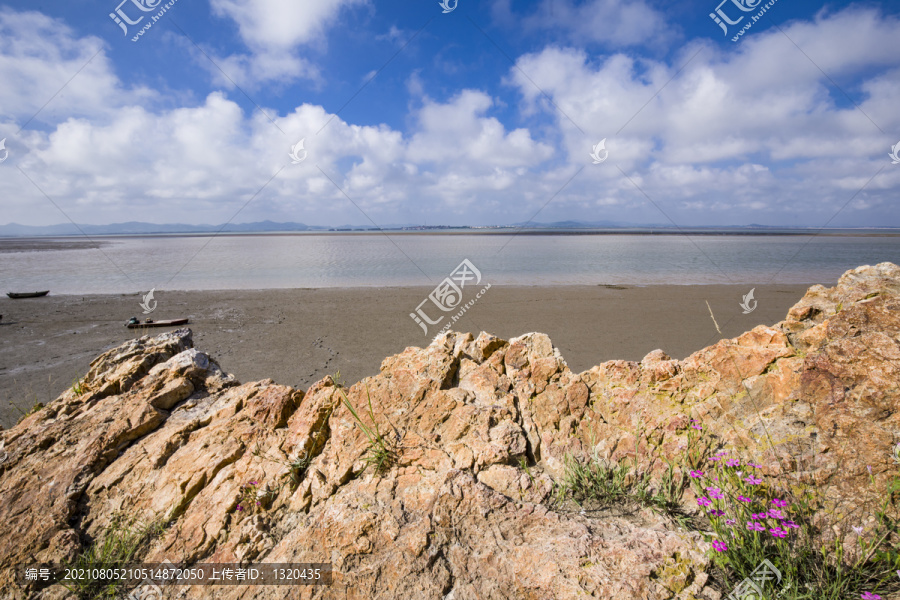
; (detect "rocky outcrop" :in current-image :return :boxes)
[1,263,899,600]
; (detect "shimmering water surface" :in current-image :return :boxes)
[1,233,899,294]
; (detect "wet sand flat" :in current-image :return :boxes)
[0,283,814,428]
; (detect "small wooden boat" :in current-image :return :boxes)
[125,317,189,329]
[7,291,49,299]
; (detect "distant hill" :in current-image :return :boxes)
[1,220,898,237]
[0,221,325,236]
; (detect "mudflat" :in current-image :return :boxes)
[0,283,813,428]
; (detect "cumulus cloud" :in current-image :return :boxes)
[203,0,366,87]
[0,10,557,226]
[0,9,154,124]
[2,5,900,228]
[505,6,900,223]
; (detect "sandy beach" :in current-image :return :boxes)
[0,283,813,428]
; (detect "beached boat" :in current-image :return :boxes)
[7,291,49,299]
[125,318,189,329]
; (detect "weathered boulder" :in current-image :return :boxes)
[1,263,899,600]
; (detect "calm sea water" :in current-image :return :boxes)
[1,234,899,294]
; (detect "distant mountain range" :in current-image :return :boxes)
[0,220,897,237]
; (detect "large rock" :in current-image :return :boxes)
[1,263,899,600]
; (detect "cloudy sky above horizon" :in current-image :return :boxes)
[0,0,898,228]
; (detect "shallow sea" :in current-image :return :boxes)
[1,233,899,294]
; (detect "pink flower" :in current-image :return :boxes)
[748,462,763,469]
[737,495,752,502]
[768,509,785,519]
[725,519,736,526]
[744,476,763,485]
[709,456,721,462]
[708,509,725,516]
[747,521,765,531]
[860,593,881,600]
[770,528,787,538]
[706,486,724,499]
[771,498,788,508]
[692,424,703,430]
[689,470,704,478]
[726,459,740,467]
[782,520,799,529]
[697,497,712,507]
[712,539,728,552]
[751,512,768,520]
[735,471,743,476]
[236,505,243,511]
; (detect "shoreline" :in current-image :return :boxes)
[3,230,900,244]
[0,283,814,429]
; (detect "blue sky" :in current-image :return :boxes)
[1,0,899,227]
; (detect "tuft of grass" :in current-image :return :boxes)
[12,401,44,425]
[335,384,397,476]
[552,421,691,526]
[251,443,313,493]
[72,377,86,396]
[60,512,166,599]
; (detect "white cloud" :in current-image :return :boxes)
[493,0,672,47]
[2,5,900,229]
[202,0,365,87]
[0,9,155,124]
[0,11,559,227]
[504,6,900,222]
[210,0,366,50]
